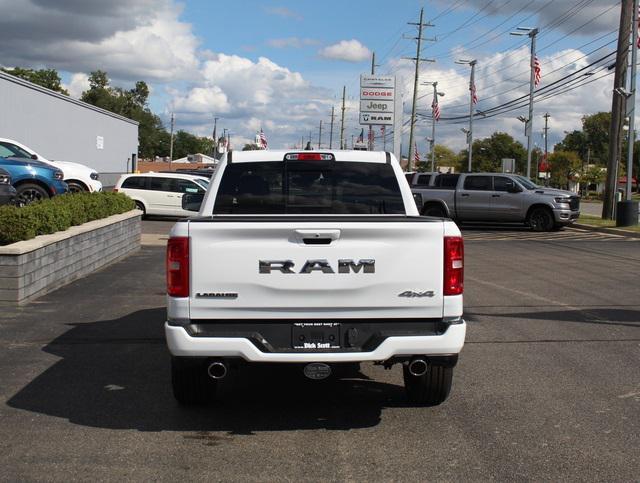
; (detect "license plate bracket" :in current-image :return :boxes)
[292,322,341,350]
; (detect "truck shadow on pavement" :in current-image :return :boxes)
[7,308,413,433]
[469,308,640,330]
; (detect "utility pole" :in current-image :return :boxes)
[169,112,175,167]
[510,27,539,178]
[318,120,323,149]
[625,0,638,202]
[329,106,335,149]
[456,59,477,172]
[212,116,219,158]
[405,7,435,171]
[339,86,346,150]
[368,52,379,151]
[543,113,550,185]
[603,0,632,219]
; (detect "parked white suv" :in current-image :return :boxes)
[115,172,209,217]
[0,138,102,193]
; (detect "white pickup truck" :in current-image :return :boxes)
[165,150,466,406]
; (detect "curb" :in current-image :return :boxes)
[573,223,640,239]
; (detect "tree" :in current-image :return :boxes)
[242,143,261,151]
[548,150,581,189]
[81,71,173,158]
[581,165,606,196]
[1,67,68,95]
[416,144,457,172]
[458,132,527,173]
[171,130,214,159]
[554,112,611,165]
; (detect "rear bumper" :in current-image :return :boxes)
[165,320,466,363]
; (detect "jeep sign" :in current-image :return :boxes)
[360,74,396,126]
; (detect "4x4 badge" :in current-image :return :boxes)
[398,290,435,298]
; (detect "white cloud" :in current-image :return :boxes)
[64,72,90,99]
[319,39,372,63]
[0,0,200,82]
[386,46,615,154]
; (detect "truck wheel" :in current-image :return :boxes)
[528,207,555,232]
[171,357,218,405]
[421,204,446,218]
[403,364,453,406]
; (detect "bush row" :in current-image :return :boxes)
[0,192,136,246]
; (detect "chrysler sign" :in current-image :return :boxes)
[360,74,396,126]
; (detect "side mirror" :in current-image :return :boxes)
[182,193,204,212]
[31,154,38,160]
[507,184,522,193]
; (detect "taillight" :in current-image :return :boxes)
[443,236,463,296]
[284,153,335,161]
[167,237,189,297]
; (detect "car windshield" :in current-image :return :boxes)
[194,178,209,189]
[514,175,540,190]
[0,142,32,159]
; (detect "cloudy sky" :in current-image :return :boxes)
[0,0,625,155]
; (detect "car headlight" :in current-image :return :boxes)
[90,172,99,180]
[0,174,10,185]
[54,170,64,180]
[554,197,570,204]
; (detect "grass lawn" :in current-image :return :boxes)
[578,214,640,232]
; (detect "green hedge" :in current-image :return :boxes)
[0,192,136,246]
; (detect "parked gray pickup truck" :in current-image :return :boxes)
[411,172,580,231]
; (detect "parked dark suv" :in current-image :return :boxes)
[0,167,17,205]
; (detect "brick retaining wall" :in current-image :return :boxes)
[0,210,141,305]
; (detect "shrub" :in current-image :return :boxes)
[0,192,136,245]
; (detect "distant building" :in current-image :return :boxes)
[0,71,138,186]
[172,153,218,164]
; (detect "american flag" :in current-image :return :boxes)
[471,82,478,105]
[258,129,268,149]
[368,128,374,149]
[637,4,640,48]
[432,97,441,122]
[414,142,420,162]
[534,56,542,87]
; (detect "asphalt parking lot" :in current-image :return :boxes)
[1,221,639,481]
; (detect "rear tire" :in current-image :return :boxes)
[527,206,555,232]
[15,183,50,206]
[171,357,218,405]
[134,201,146,218]
[403,364,453,406]
[421,204,446,218]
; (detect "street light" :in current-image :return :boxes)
[509,26,539,178]
[456,59,477,172]
[423,81,445,172]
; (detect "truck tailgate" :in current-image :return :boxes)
[187,218,445,320]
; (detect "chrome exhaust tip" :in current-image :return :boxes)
[207,361,228,379]
[408,358,428,377]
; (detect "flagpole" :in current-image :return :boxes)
[526,29,539,179]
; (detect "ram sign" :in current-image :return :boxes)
[360,75,396,126]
